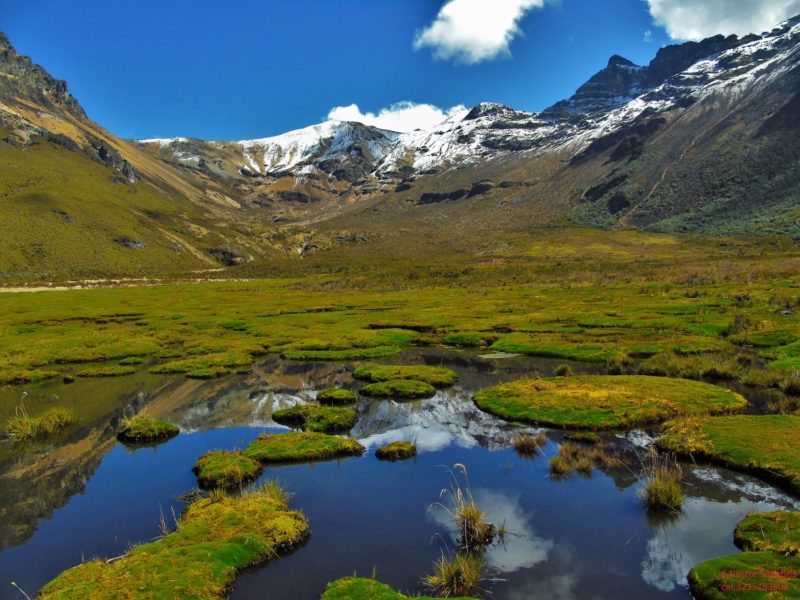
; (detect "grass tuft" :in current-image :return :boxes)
[5,404,75,442]
[641,450,684,513]
[424,553,484,598]
[511,433,547,455]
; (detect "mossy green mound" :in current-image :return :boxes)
[271,404,356,433]
[38,486,309,599]
[192,450,263,489]
[353,364,458,387]
[117,414,179,445]
[689,511,800,599]
[321,577,476,600]
[151,352,253,379]
[75,365,137,378]
[658,415,800,492]
[689,552,800,599]
[281,346,400,361]
[316,388,358,405]
[375,441,417,461]
[473,375,746,430]
[735,511,800,554]
[244,432,365,463]
[361,379,436,399]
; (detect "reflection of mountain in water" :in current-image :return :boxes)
[0,380,169,550]
[352,388,544,451]
[169,350,582,450]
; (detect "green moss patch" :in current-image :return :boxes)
[489,339,612,362]
[473,375,746,430]
[658,415,800,493]
[281,345,400,361]
[75,364,137,378]
[117,414,179,444]
[735,511,800,554]
[192,450,263,489]
[688,551,800,599]
[244,432,365,463]
[316,387,358,405]
[375,441,417,461]
[272,404,356,433]
[361,379,436,399]
[321,577,476,600]
[38,485,309,599]
[353,364,458,387]
[151,352,253,379]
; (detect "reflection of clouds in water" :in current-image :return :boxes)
[506,573,589,600]
[359,425,454,452]
[427,488,553,573]
[641,498,786,592]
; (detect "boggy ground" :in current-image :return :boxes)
[473,375,747,429]
[1,229,800,399]
[657,415,800,493]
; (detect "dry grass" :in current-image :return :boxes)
[424,552,484,598]
[641,449,684,513]
[511,432,547,455]
[5,403,75,442]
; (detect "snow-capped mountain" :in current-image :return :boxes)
[140,14,800,190]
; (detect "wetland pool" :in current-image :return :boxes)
[0,350,796,599]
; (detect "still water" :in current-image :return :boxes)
[0,351,796,599]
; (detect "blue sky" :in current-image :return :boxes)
[1,0,795,139]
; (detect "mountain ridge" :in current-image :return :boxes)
[1,15,800,281]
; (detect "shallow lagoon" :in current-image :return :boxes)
[0,350,796,599]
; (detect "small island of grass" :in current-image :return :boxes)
[193,450,263,489]
[117,413,179,444]
[272,404,357,433]
[473,375,746,430]
[38,484,309,599]
[353,364,458,387]
[657,415,800,493]
[321,577,476,600]
[734,511,800,554]
[316,387,358,405]
[688,510,800,599]
[361,379,436,399]
[244,431,365,463]
[375,441,417,461]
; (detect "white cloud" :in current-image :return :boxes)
[643,29,654,42]
[414,0,546,64]
[645,0,800,41]
[327,101,467,132]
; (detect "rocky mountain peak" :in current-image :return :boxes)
[607,55,636,68]
[0,31,85,118]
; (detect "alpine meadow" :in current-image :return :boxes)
[2,2,800,599]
